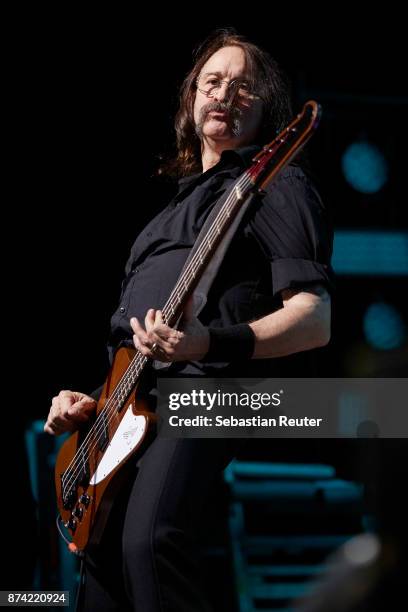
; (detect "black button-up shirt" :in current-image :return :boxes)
[108,145,334,377]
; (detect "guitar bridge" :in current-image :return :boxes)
[61,474,77,510]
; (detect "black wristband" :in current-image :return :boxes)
[204,323,255,362]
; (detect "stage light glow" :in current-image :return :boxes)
[342,142,388,194]
[363,302,406,350]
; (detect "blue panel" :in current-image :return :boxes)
[332,231,408,276]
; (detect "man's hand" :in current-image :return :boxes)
[131,300,210,362]
[44,390,97,436]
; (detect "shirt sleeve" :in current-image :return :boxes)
[246,165,335,296]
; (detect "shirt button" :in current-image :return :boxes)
[119,307,126,314]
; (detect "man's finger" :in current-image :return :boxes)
[130,317,145,333]
[67,398,96,417]
[130,317,150,345]
[155,310,164,325]
[133,335,154,356]
[60,394,76,419]
[144,309,156,331]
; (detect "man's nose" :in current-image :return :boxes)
[213,82,231,102]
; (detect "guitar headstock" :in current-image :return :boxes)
[248,100,322,189]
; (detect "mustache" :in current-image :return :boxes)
[195,101,244,138]
[202,101,230,117]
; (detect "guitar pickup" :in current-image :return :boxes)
[78,464,90,487]
[98,413,109,452]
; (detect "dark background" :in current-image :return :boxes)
[10,4,407,475]
[8,8,407,600]
[17,13,406,416]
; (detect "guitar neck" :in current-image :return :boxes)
[107,100,321,407]
[161,170,253,328]
[65,102,321,521]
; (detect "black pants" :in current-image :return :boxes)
[78,437,241,611]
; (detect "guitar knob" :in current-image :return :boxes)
[73,506,84,520]
[79,494,90,507]
[64,516,77,532]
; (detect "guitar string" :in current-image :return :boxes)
[61,121,305,498]
[61,118,311,500]
[60,115,315,501]
[61,171,254,498]
[61,172,252,497]
[61,170,253,495]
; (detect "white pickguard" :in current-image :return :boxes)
[89,405,147,485]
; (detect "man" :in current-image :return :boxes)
[45,29,333,611]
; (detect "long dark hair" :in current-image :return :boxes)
[160,28,294,178]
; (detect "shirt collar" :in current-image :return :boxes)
[177,144,262,189]
[220,144,261,168]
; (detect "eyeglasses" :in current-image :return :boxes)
[196,75,260,100]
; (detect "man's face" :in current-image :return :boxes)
[193,45,263,149]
